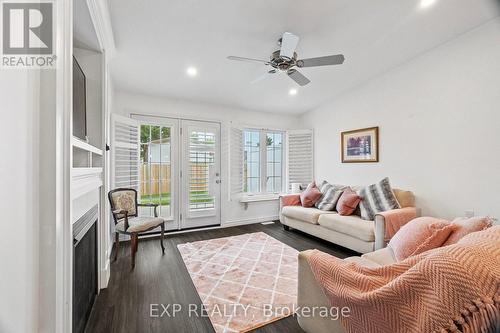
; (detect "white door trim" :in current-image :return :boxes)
[55,0,73,331]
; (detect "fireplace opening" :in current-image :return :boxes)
[73,205,98,333]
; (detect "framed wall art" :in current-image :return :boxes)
[341,127,379,163]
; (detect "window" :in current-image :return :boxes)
[266,132,283,192]
[243,129,284,194]
[243,130,260,192]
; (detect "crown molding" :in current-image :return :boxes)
[86,0,116,59]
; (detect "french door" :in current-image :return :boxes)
[129,116,221,231]
[180,120,221,229]
[137,117,179,231]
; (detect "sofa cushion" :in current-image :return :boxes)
[282,206,335,224]
[357,177,401,220]
[336,187,361,216]
[318,214,375,242]
[281,194,301,207]
[361,247,396,266]
[300,182,323,207]
[315,181,345,211]
[344,256,381,268]
[393,189,415,208]
[388,217,455,261]
[443,216,492,246]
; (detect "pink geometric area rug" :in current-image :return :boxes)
[177,232,299,333]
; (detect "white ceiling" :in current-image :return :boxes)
[108,0,500,114]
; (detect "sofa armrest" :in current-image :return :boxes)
[297,251,346,333]
[279,194,301,223]
[374,207,418,249]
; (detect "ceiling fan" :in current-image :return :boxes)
[227,32,345,86]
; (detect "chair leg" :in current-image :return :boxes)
[131,233,138,269]
[160,223,165,254]
[114,232,119,261]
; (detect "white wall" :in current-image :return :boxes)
[301,18,500,220]
[114,91,301,129]
[113,91,301,225]
[0,72,39,332]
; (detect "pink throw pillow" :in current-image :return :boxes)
[388,217,456,261]
[300,182,322,207]
[336,187,361,216]
[281,194,301,207]
[443,217,492,245]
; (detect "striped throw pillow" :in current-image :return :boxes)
[357,177,401,220]
[315,181,345,211]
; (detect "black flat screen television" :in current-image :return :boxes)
[73,56,87,141]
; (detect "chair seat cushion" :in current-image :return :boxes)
[116,216,164,233]
[318,214,375,242]
[282,206,335,224]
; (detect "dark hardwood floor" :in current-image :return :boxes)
[85,222,357,333]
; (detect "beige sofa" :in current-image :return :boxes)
[280,188,416,253]
[297,247,396,333]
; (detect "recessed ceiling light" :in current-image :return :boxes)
[289,88,298,96]
[186,66,198,77]
[419,0,436,9]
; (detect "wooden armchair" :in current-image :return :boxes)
[108,188,166,268]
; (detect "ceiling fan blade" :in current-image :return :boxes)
[251,70,277,84]
[227,56,270,65]
[287,69,310,86]
[297,54,345,67]
[280,32,300,59]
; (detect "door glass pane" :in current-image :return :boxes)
[151,125,161,142]
[139,124,172,219]
[266,132,283,193]
[188,130,215,211]
[140,125,150,143]
[244,130,260,193]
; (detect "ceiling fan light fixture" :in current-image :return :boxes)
[419,0,436,9]
[186,66,198,77]
[289,88,298,96]
[227,31,345,86]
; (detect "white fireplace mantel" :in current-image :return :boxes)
[72,167,103,202]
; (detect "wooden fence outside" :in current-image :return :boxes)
[139,163,209,196]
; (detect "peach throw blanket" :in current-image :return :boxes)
[376,207,418,241]
[308,226,500,333]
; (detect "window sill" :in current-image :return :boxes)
[240,194,280,204]
[240,194,280,210]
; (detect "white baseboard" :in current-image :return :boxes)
[223,215,279,227]
[99,244,113,289]
[100,260,110,289]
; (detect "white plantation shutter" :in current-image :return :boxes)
[111,114,140,190]
[286,129,314,190]
[229,126,243,199]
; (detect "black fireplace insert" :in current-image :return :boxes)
[73,205,98,333]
